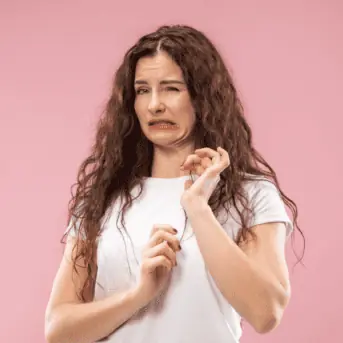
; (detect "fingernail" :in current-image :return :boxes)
[178,244,182,250]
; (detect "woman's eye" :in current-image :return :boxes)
[166,87,179,92]
[136,88,148,95]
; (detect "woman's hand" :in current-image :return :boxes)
[135,225,181,306]
[180,147,230,211]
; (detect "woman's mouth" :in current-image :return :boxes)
[148,121,179,130]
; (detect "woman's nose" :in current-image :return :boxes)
[148,93,165,114]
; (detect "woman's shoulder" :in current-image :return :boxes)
[219,172,283,218]
[236,172,277,196]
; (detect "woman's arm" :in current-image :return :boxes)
[186,203,290,334]
[45,288,146,343]
[44,237,147,343]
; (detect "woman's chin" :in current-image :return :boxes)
[144,130,191,148]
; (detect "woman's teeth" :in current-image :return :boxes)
[150,122,178,129]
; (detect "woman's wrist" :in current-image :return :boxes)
[128,284,151,309]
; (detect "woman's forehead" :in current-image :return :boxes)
[135,52,183,82]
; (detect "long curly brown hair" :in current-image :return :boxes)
[62,24,305,302]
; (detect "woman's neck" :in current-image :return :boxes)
[150,143,195,178]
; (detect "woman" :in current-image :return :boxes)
[45,25,303,343]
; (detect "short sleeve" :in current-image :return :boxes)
[245,178,293,238]
[64,214,87,240]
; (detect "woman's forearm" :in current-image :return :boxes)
[45,287,146,343]
[186,202,289,333]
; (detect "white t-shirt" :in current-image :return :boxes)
[67,174,292,343]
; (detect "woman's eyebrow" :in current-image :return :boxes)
[134,79,185,85]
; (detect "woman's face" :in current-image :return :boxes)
[134,51,196,148]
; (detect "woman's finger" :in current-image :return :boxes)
[144,241,177,267]
[142,255,173,273]
[194,147,219,159]
[181,154,201,170]
[200,156,212,169]
[217,147,230,168]
[150,224,177,237]
[194,164,205,176]
[195,148,221,169]
[149,229,181,252]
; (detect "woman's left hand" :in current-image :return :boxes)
[180,147,230,210]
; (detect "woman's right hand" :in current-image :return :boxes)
[135,224,181,305]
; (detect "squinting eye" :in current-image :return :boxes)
[166,87,179,92]
[136,88,148,95]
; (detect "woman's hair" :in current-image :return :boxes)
[63,24,305,302]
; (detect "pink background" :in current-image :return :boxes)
[1,0,342,342]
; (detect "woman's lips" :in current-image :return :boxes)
[149,122,179,130]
